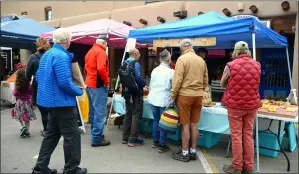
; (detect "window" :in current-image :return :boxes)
[21,11,28,15]
[45,7,52,21]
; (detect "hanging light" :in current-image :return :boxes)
[173,10,187,19]
[198,12,204,15]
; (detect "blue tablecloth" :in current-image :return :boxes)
[113,95,230,134]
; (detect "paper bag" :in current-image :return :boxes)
[72,62,85,89]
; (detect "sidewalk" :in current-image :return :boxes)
[1,108,298,173]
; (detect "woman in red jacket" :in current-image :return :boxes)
[221,41,261,174]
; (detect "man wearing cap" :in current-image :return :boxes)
[221,41,261,174]
[171,39,208,162]
[85,35,110,147]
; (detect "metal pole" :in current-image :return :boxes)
[252,32,260,173]
[106,43,127,130]
[286,47,293,89]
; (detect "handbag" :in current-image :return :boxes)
[158,102,179,135]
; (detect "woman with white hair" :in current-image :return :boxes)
[32,28,87,174]
[147,49,175,153]
[221,41,261,174]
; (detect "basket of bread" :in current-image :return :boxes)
[202,87,216,107]
[261,95,298,113]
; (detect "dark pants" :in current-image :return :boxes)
[37,105,49,131]
[123,94,143,141]
[35,107,81,173]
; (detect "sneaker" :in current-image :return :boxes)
[223,165,242,174]
[242,169,254,174]
[122,140,128,144]
[20,127,27,138]
[172,151,190,162]
[152,141,159,148]
[158,145,170,153]
[24,131,31,137]
[32,167,57,174]
[91,140,111,147]
[128,139,144,147]
[189,152,198,161]
[63,167,87,174]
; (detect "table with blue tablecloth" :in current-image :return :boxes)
[113,94,230,134]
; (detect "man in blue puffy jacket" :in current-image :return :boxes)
[32,28,87,174]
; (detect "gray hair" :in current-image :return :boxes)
[232,49,252,59]
[180,39,193,50]
[129,48,139,57]
[53,28,72,44]
[159,49,171,63]
[96,38,106,44]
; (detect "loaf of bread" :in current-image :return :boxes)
[203,87,212,105]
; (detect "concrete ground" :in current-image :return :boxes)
[1,107,298,173]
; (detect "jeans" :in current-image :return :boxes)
[36,107,81,173]
[150,105,166,146]
[227,107,257,171]
[123,94,143,141]
[37,105,49,131]
[86,87,108,143]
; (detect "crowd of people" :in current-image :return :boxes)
[10,27,261,174]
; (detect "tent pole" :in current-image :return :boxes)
[252,32,260,174]
[285,47,293,89]
[106,42,128,130]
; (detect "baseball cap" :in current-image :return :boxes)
[180,39,193,47]
[97,35,109,41]
[234,41,249,50]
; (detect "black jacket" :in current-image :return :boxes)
[26,51,43,104]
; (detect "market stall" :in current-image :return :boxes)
[42,18,143,128]
[0,16,55,104]
[112,11,297,172]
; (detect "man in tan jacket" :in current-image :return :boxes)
[171,39,208,162]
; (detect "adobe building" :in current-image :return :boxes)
[1,1,298,95]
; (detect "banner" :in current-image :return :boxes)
[231,15,271,28]
[153,37,216,47]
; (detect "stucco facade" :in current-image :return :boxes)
[1,1,298,93]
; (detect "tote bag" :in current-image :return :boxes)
[158,103,179,135]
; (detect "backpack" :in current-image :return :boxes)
[118,60,139,95]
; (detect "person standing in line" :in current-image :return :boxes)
[147,49,174,153]
[32,28,86,174]
[26,37,51,137]
[171,39,208,162]
[171,51,180,70]
[196,47,208,62]
[221,41,261,174]
[119,48,146,147]
[12,68,36,138]
[85,35,110,147]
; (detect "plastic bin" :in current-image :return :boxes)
[141,117,153,134]
[283,122,297,152]
[167,125,181,141]
[197,130,221,148]
[255,131,285,158]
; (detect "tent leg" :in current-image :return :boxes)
[106,45,127,130]
[286,47,293,89]
[252,32,260,173]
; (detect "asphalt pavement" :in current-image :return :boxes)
[1,107,298,173]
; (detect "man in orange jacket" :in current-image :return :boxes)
[85,35,110,147]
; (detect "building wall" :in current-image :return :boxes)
[1,1,144,21]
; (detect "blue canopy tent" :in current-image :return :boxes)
[109,12,295,173]
[0,16,55,49]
